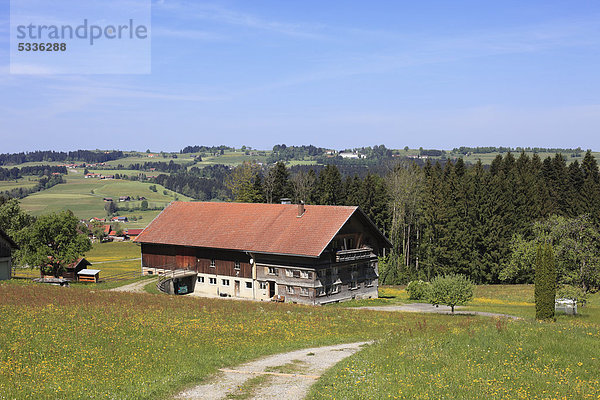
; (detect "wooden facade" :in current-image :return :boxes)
[0,230,17,281]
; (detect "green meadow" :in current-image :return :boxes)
[12,241,141,279]
[18,171,192,227]
[0,178,38,192]
[1,274,598,399]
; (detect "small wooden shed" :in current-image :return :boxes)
[0,229,18,281]
[77,269,101,283]
[42,258,91,281]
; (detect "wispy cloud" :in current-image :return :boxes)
[228,15,600,96]
[152,26,225,41]
[154,1,326,39]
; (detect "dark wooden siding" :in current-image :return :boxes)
[141,243,252,278]
[0,238,10,258]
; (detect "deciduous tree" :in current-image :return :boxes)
[19,211,92,277]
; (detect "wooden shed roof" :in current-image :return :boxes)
[134,201,389,258]
[0,228,18,249]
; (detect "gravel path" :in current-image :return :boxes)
[175,342,370,400]
[110,278,156,293]
[356,303,521,320]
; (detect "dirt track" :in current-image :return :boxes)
[175,342,370,400]
[110,278,156,293]
[355,302,521,319]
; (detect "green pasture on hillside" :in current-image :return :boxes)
[102,155,196,168]
[18,171,192,226]
[0,178,38,192]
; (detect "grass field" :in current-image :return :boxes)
[12,241,141,279]
[308,287,600,400]
[85,241,141,276]
[0,281,427,399]
[1,281,598,399]
[0,178,38,192]
[18,171,192,227]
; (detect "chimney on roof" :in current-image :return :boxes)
[297,201,305,217]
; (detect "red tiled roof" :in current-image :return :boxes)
[134,202,359,257]
[126,229,144,236]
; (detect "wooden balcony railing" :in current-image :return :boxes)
[335,247,374,263]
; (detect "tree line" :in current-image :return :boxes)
[219,151,600,289]
[0,150,124,166]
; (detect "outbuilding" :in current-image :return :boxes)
[0,229,18,281]
[78,269,101,283]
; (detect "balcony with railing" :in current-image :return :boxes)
[335,247,374,263]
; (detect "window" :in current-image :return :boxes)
[234,261,240,270]
[287,286,295,294]
[285,269,293,277]
[300,271,310,279]
[293,270,301,278]
[245,281,253,289]
[300,287,309,296]
[259,282,268,290]
[209,277,217,285]
[332,267,338,275]
[317,269,325,278]
[210,259,215,267]
[222,279,230,286]
[350,281,358,290]
[316,287,325,296]
[268,267,278,275]
[332,284,340,294]
[365,279,373,287]
[197,276,204,283]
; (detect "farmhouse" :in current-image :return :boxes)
[135,201,391,305]
[0,229,18,281]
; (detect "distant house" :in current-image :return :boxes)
[85,173,102,178]
[103,198,113,202]
[41,258,91,281]
[90,217,106,222]
[126,229,144,240]
[0,229,18,281]
[119,196,131,202]
[111,216,128,222]
[339,152,363,159]
[135,202,391,304]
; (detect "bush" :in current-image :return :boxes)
[406,280,430,300]
[427,274,473,313]
[557,285,587,306]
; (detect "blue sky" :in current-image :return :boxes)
[1,0,600,152]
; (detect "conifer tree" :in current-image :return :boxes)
[317,165,344,205]
[535,242,556,320]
